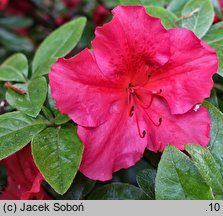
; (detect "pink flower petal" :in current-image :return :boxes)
[0,0,8,10]
[78,111,147,181]
[92,6,170,82]
[21,173,50,200]
[0,146,50,200]
[49,48,126,127]
[146,28,218,114]
[138,97,210,152]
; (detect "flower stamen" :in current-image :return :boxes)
[134,104,146,138]
[129,105,134,117]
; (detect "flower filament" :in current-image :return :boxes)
[128,83,162,138]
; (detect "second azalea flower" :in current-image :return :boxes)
[49,6,218,181]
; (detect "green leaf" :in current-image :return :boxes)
[155,145,213,200]
[145,6,177,29]
[55,114,70,125]
[0,111,47,159]
[32,125,84,195]
[63,173,96,200]
[6,77,47,117]
[181,0,214,38]
[203,101,223,175]
[102,0,120,8]
[0,28,33,52]
[32,17,86,78]
[119,0,140,4]
[203,22,223,76]
[208,89,219,108]
[167,0,188,15]
[47,87,70,124]
[47,87,59,116]
[0,16,33,28]
[185,144,223,195]
[41,106,54,121]
[120,0,164,6]
[0,53,28,82]
[136,168,156,199]
[87,183,148,200]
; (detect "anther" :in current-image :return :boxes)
[152,89,162,94]
[158,118,162,126]
[141,130,146,138]
[128,82,134,94]
[129,106,134,117]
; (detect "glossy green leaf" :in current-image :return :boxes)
[87,183,148,200]
[119,0,140,4]
[47,87,70,124]
[32,17,86,78]
[155,145,213,200]
[0,111,47,159]
[145,6,177,29]
[47,87,59,116]
[6,77,47,117]
[203,22,223,76]
[55,113,70,125]
[185,144,223,195]
[0,53,28,82]
[32,125,84,195]
[0,28,33,52]
[41,106,54,121]
[136,168,156,199]
[203,101,223,175]
[208,89,219,108]
[63,173,95,200]
[0,16,33,28]
[181,0,214,38]
[119,0,164,6]
[167,0,188,15]
[102,0,120,8]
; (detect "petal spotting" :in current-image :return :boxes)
[0,145,50,200]
[92,6,170,82]
[49,5,218,181]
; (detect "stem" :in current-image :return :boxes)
[4,82,26,95]
[174,8,200,27]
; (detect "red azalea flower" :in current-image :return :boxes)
[0,146,50,200]
[5,0,34,16]
[93,5,110,26]
[214,15,221,23]
[55,15,72,26]
[63,0,80,8]
[49,6,218,181]
[0,0,8,10]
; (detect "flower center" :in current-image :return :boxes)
[128,82,162,138]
